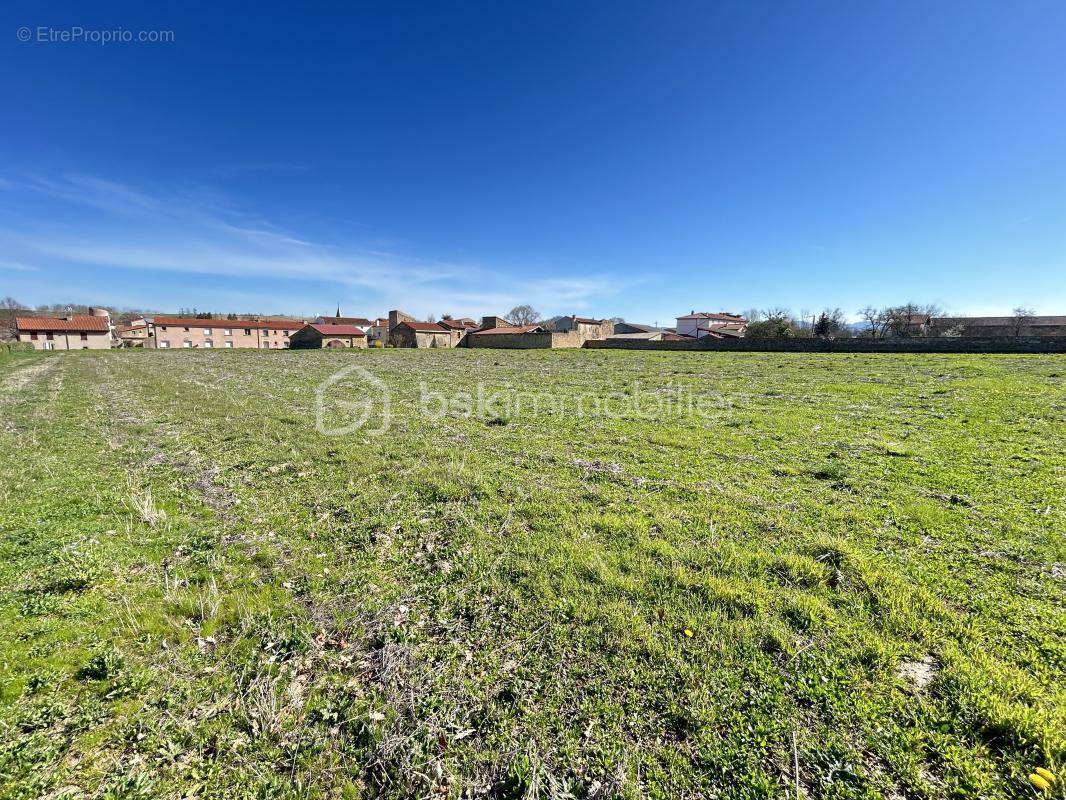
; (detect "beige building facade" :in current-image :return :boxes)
[16,313,113,350]
[149,317,303,349]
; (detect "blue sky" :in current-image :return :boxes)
[2,1,1064,322]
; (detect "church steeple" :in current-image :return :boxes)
[335,304,341,318]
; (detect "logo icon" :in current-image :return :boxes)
[314,364,390,436]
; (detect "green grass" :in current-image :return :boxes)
[0,349,1063,799]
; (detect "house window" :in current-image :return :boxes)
[225,341,234,348]
[159,341,170,348]
[283,341,290,348]
[30,332,38,340]
[183,340,192,348]
[203,328,212,336]
[161,326,168,331]
[203,340,213,348]
[224,329,232,336]
[183,326,190,332]
[244,328,252,336]
[46,332,54,340]
[80,333,88,341]
[261,341,270,348]
[43,341,54,350]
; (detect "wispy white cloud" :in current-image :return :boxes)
[0,260,39,272]
[0,173,625,317]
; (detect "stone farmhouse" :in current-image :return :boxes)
[15,308,114,350]
[290,323,368,349]
[389,320,461,348]
[551,316,614,342]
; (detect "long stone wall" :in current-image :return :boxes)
[584,336,1066,354]
[467,332,554,349]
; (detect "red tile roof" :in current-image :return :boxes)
[327,316,373,326]
[471,325,546,335]
[307,324,367,336]
[16,315,111,332]
[153,317,303,330]
[396,321,449,332]
[437,319,477,330]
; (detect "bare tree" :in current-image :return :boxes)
[0,297,27,340]
[813,308,847,338]
[882,302,942,338]
[857,306,886,338]
[740,308,762,323]
[507,305,541,326]
[1010,306,1035,337]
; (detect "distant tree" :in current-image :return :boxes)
[740,308,762,323]
[745,318,796,340]
[441,313,453,320]
[610,316,625,325]
[0,296,26,340]
[1010,306,1035,337]
[813,308,847,338]
[857,306,888,338]
[427,314,437,323]
[508,305,541,326]
[883,302,942,338]
[749,307,803,337]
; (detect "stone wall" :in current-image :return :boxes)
[549,330,587,348]
[467,332,555,349]
[584,336,1066,354]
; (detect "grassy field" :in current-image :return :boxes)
[0,348,1063,800]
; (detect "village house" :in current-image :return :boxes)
[382,309,465,348]
[674,312,748,339]
[437,318,479,345]
[552,316,614,341]
[15,308,114,350]
[366,318,390,346]
[290,323,368,349]
[116,319,150,347]
[148,317,304,349]
[389,320,459,348]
